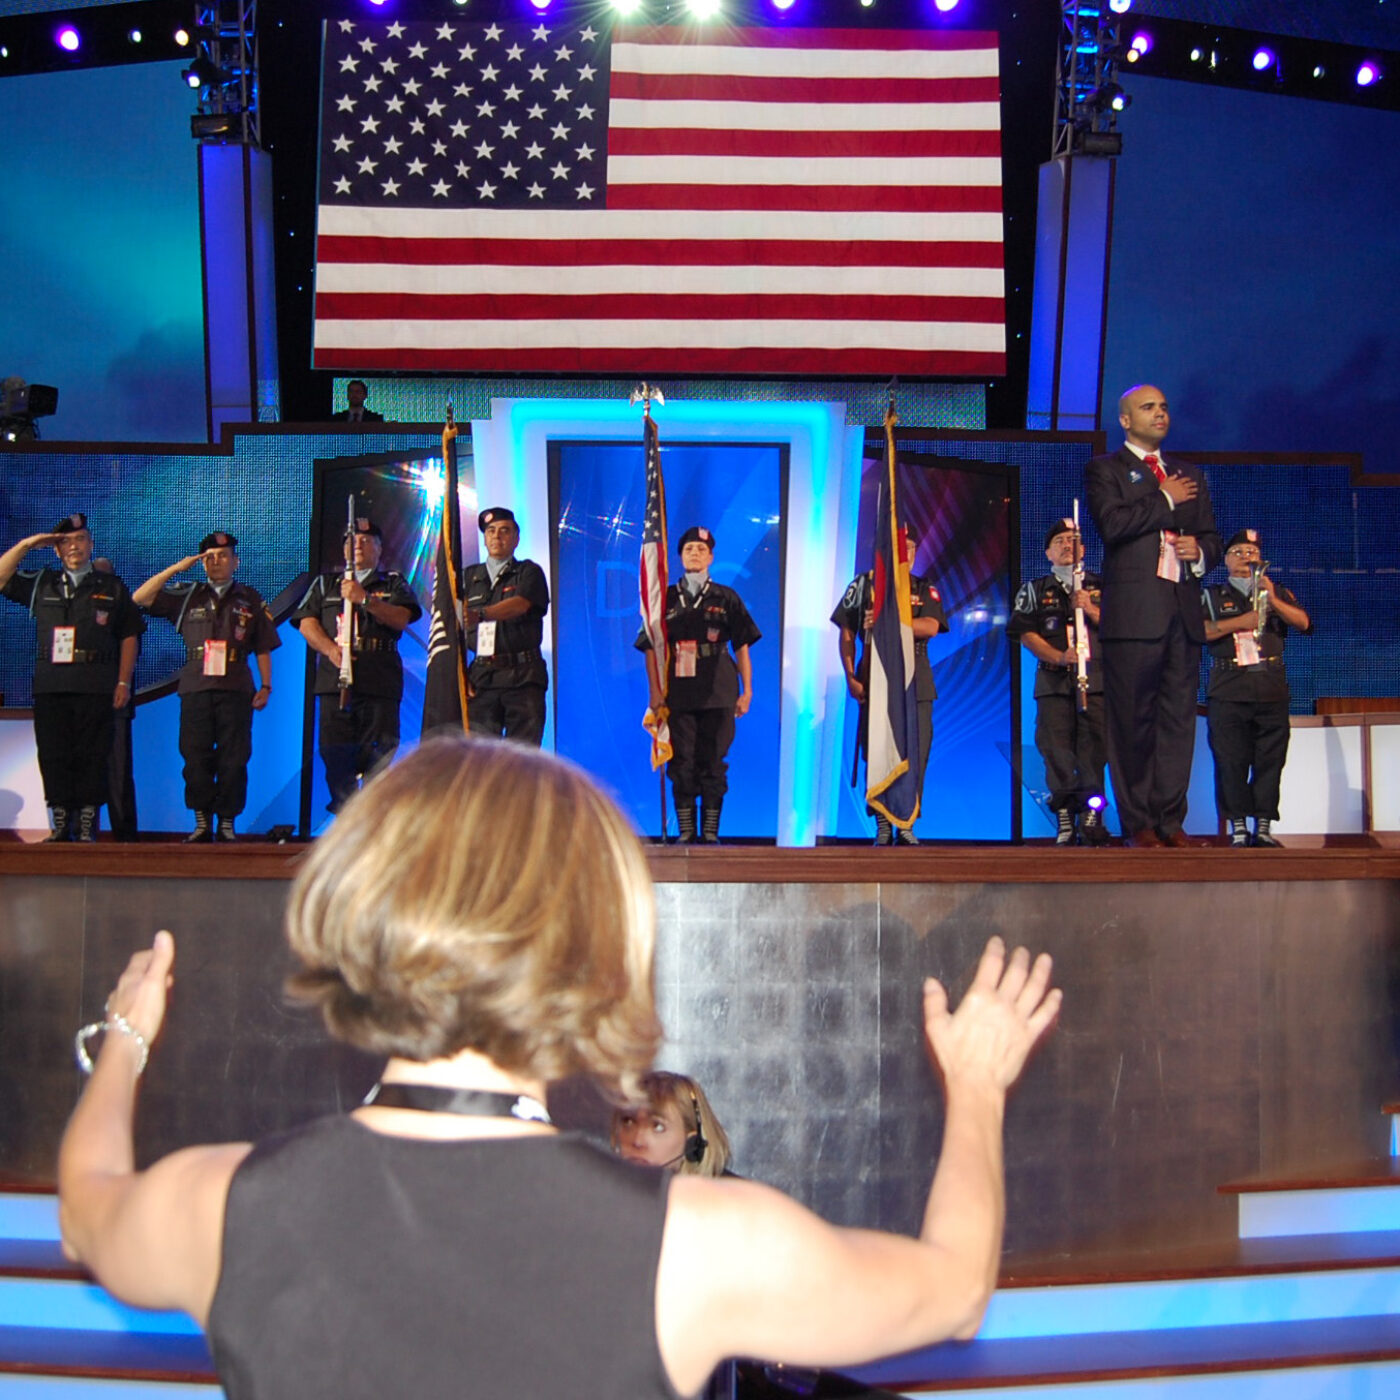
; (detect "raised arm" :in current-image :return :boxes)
[132,557,203,609]
[656,937,1060,1395]
[58,932,249,1325]
[0,533,59,591]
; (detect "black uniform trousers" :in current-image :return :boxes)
[467,686,546,746]
[34,693,114,809]
[668,708,736,804]
[179,691,254,818]
[1035,691,1106,813]
[1101,614,1199,837]
[1207,697,1290,822]
[319,694,402,812]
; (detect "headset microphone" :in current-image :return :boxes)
[683,1083,708,1165]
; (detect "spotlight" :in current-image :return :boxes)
[933,0,960,10]
[127,29,143,45]
[528,0,551,11]
[772,0,796,10]
[1356,61,1381,88]
[182,56,228,90]
[1085,793,1106,813]
[1252,48,1276,73]
[174,27,191,46]
[687,0,721,17]
[1189,47,1203,62]
[1312,64,1326,79]
[55,26,80,52]
[1108,0,1132,12]
[611,0,641,11]
[1129,32,1152,56]
[1087,82,1129,114]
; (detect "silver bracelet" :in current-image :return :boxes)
[75,1005,149,1077]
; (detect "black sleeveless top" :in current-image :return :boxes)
[207,1116,682,1400]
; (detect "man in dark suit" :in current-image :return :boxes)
[330,379,384,423]
[1087,385,1221,847]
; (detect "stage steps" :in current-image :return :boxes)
[11,1163,1400,1399]
[0,1189,214,1398]
[840,1158,1400,1397]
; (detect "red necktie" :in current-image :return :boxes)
[1144,453,1166,484]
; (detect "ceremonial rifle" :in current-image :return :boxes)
[1071,499,1090,713]
[338,494,356,706]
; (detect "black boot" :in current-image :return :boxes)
[1055,808,1075,846]
[1080,807,1109,846]
[675,799,697,845]
[215,815,238,843]
[873,813,893,846]
[45,806,71,843]
[1229,817,1249,848]
[185,811,213,844]
[74,806,98,843]
[1253,817,1281,848]
[699,799,722,844]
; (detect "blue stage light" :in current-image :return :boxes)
[1356,61,1381,88]
[1086,793,1106,812]
[56,26,80,52]
[772,0,796,11]
[1252,48,1276,73]
[1129,32,1151,57]
[934,0,960,12]
[1108,0,1132,12]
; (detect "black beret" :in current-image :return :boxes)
[478,507,517,532]
[677,525,715,554]
[53,513,88,534]
[199,531,237,553]
[351,517,382,539]
[1044,518,1077,549]
[1226,528,1262,551]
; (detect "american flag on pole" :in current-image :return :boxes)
[638,411,672,769]
[421,415,470,735]
[313,19,1005,376]
[865,406,921,830]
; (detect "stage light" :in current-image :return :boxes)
[1312,64,1326,79]
[860,0,875,7]
[772,0,796,10]
[174,28,190,46]
[1190,47,1203,62]
[612,0,641,12]
[55,26,80,52]
[1085,793,1106,812]
[1130,32,1152,56]
[933,0,960,11]
[1356,61,1381,88]
[1087,82,1129,114]
[1252,48,1276,73]
[687,0,721,18]
[127,29,143,45]
[1108,0,1132,12]
[529,0,552,12]
[182,55,227,90]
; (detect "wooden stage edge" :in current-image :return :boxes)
[0,833,1397,884]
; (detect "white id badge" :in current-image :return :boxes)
[674,640,697,678]
[51,625,76,664]
[1233,633,1262,666]
[203,639,228,677]
[1157,532,1182,583]
[476,620,497,658]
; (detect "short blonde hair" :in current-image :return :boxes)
[286,737,662,1093]
[613,1071,733,1177]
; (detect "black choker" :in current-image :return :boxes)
[365,1082,551,1124]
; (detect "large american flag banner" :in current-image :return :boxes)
[313,18,1006,376]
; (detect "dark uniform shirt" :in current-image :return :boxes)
[829,571,947,702]
[462,557,550,691]
[145,581,281,694]
[1007,570,1105,699]
[1202,581,1307,703]
[1,568,144,694]
[291,570,422,700]
[634,580,761,711]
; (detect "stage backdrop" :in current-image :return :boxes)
[0,60,205,442]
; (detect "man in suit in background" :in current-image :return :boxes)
[330,380,383,423]
[1087,385,1221,847]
